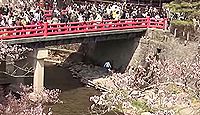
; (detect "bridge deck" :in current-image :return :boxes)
[4,28,147,46]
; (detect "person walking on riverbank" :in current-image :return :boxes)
[104,61,112,73]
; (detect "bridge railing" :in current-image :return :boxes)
[149,18,167,29]
[0,25,45,39]
[46,18,149,36]
[0,17,167,40]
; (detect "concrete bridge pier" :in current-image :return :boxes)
[33,48,48,93]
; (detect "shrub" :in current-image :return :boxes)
[0,84,62,115]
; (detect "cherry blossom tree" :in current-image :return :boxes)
[0,41,62,115]
[90,54,200,115]
[0,41,32,61]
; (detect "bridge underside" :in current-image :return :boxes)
[3,29,147,47]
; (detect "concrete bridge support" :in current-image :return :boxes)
[33,48,48,93]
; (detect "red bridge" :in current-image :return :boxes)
[0,16,168,90]
[1,17,167,46]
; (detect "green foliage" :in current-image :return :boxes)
[173,0,200,4]
[131,100,152,113]
[166,1,200,20]
[170,20,194,33]
[191,2,200,9]
[171,20,193,27]
[165,1,199,34]
[190,11,200,19]
[166,2,198,13]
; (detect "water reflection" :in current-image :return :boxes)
[41,66,118,115]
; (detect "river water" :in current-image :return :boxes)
[40,65,117,115]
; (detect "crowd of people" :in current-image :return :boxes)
[0,0,169,27]
[0,0,42,27]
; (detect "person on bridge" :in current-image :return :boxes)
[103,61,112,73]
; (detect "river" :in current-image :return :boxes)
[34,65,117,115]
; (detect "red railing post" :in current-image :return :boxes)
[117,19,120,27]
[147,16,150,28]
[163,18,168,30]
[44,22,48,37]
[100,20,103,29]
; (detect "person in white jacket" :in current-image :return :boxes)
[104,61,112,72]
